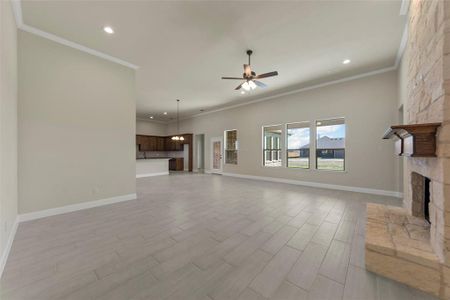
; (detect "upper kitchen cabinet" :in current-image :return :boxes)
[136,135,148,151]
[137,135,157,151]
[137,134,193,152]
[157,137,165,151]
[165,137,183,151]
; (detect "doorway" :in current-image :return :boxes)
[210,137,223,174]
[195,134,205,172]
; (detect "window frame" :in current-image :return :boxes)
[262,124,283,167]
[286,121,311,169]
[314,117,346,172]
[224,129,238,165]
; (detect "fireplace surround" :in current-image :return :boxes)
[411,172,431,223]
[365,0,450,298]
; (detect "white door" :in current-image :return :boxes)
[210,137,223,174]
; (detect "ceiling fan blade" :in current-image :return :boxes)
[255,71,278,79]
[222,77,244,80]
[253,80,267,88]
[243,64,252,77]
[234,82,245,90]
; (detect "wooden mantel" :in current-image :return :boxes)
[383,123,441,157]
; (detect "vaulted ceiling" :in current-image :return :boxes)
[21,0,406,121]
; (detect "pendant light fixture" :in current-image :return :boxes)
[171,99,184,141]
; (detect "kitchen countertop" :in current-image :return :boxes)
[136,158,170,178]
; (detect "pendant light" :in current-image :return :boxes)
[171,99,184,141]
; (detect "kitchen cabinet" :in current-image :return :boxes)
[137,135,150,151]
[148,136,157,151]
[164,137,183,151]
[169,158,184,171]
[136,133,193,172]
[157,137,165,151]
[137,135,162,151]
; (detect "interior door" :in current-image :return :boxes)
[211,137,223,174]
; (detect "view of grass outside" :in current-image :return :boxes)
[287,157,309,168]
[316,158,344,170]
[287,122,310,169]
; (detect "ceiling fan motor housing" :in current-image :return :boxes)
[243,71,256,79]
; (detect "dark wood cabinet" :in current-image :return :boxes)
[164,137,183,151]
[169,158,184,171]
[175,140,183,151]
[137,135,150,151]
[164,137,172,151]
[157,137,165,151]
[150,136,158,151]
[136,133,193,172]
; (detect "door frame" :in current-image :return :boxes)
[210,136,223,174]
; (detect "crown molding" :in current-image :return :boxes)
[10,0,138,70]
[394,20,408,69]
[186,65,397,121]
[136,117,168,124]
[11,0,407,121]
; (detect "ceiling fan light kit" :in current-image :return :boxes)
[221,49,278,92]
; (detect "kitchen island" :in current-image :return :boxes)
[136,158,170,178]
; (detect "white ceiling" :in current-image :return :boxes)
[21,0,406,122]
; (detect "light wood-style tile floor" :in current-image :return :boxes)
[0,174,439,299]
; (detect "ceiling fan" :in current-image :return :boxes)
[221,50,278,92]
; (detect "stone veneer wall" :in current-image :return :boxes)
[404,0,450,265]
[403,0,450,267]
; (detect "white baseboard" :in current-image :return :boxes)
[18,193,137,223]
[1,193,137,278]
[204,169,223,175]
[221,172,403,198]
[136,172,169,178]
[0,217,18,279]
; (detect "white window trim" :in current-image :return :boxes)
[224,129,238,165]
[260,117,347,173]
[285,121,312,170]
[314,117,347,173]
[261,124,283,168]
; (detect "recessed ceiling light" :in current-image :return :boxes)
[103,26,114,34]
[163,112,168,115]
[149,116,154,119]
[342,59,351,65]
[240,91,245,95]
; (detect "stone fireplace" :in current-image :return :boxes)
[411,172,431,223]
[365,0,450,298]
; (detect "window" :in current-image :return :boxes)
[316,118,345,171]
[224,129,238,164]
[287,122,310,168]
[263,125,282,166]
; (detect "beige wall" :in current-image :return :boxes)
[0,0,18,263]
[18,31,136,214]
[136,119,167,136]
[169,71,399,193]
